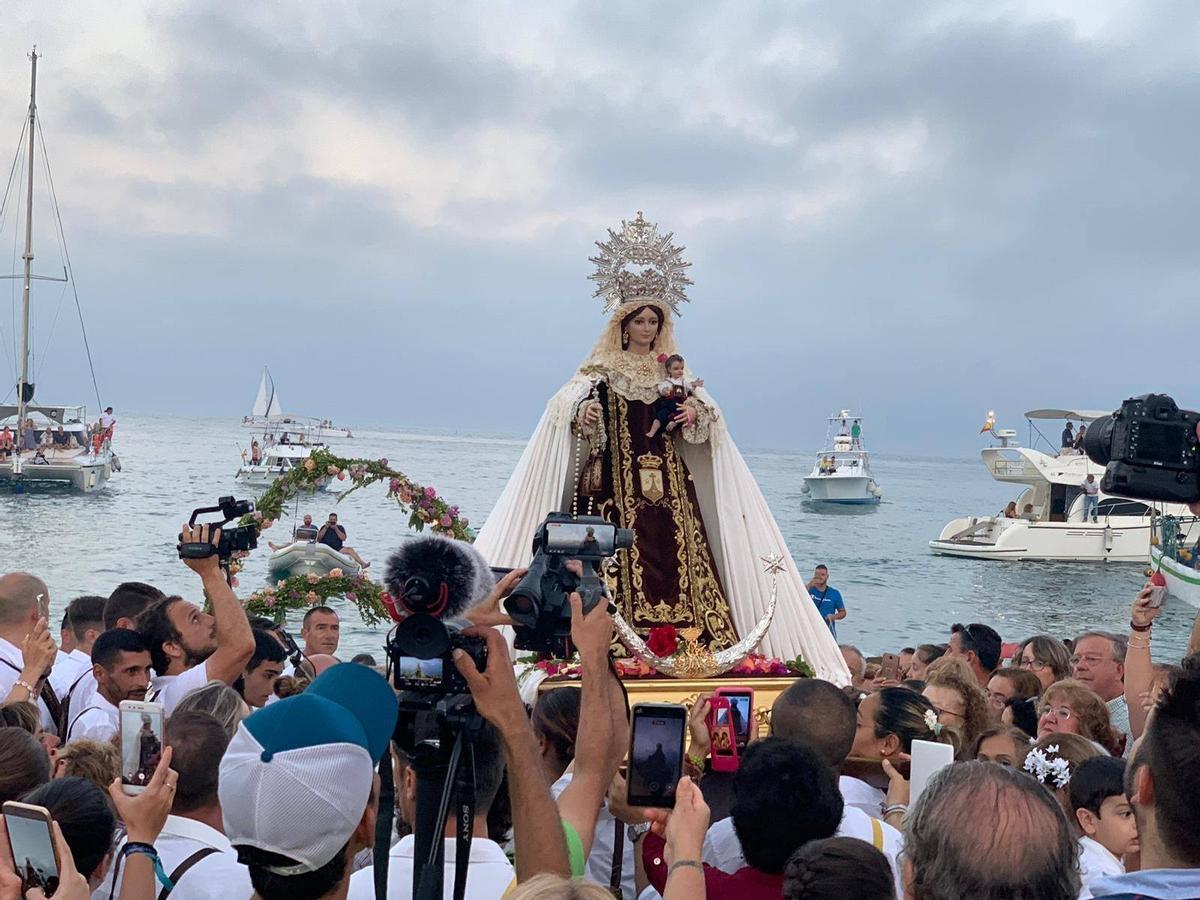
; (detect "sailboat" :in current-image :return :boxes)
[0,49,115,493]
[235,367,333,490]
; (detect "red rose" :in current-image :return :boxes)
[646,624,678,657]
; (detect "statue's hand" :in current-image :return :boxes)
[582,401,602,427]
[672,406,696,427]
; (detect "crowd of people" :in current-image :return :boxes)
[0,526,1199,900]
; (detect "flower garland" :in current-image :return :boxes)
[242,448,472,541]
[243,568,391,627]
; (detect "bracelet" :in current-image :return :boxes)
[1129,637,1151,650]
[122,842,174,890]
[882,803,909,817]
[14,679,36,696]
[685,751,706,770]
[1130,620,1152,633]
[668,859,702,875]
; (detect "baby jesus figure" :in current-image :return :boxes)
[647,353,704,439]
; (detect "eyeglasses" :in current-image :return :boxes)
[1039,705,1074,720]
[1070,654,1110,667]
[930,705,965,721]
[1018,657,1048,672]
[987,691,1011,708]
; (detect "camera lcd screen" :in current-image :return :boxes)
[1134,421,1186,464]
[396,656,444,686]
[628,708,685,807]
[544,522,616,555]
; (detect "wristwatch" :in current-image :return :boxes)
[627,822,651,843]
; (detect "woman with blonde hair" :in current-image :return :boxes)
[923,661,993,755]
[1037,679,1122,757]
[506,875,615,900]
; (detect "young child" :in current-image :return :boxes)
[647,354,704,439]
[1070,756,1138,899]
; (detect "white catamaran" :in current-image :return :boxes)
[1,49,115,493]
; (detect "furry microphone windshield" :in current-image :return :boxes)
[384,535,495,619]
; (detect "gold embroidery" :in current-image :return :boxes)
[637,452,665,503]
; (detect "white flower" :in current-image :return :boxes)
[923,709,941,733]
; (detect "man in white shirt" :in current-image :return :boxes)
[1083,473,1101,522]
[137,523,255,715]
[65,628,152,745]
[49,594,105,702]
[347,730,515,899]
[98,406,116,432]
[0,572,60,732]
[98,711,252,900]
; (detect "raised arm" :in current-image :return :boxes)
[455,626,571,881]
[557,593,627,857]
[181,524,255,685]
[1125,585,1161,740]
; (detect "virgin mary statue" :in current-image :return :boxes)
[475,213,849,684]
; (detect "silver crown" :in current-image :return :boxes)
[588,211,693,315]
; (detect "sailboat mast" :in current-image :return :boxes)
[16,47,38,428]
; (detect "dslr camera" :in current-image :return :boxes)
[177,496,258,563]
[1084,394,1200,504]
[505,513,633,655]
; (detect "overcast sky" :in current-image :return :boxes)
[1,2,1197,456]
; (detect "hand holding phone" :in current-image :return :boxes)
[627,703,687,808]
[707,697,739,773]
[2,802,59,895]
[880,653,900,682]
[713,687,755,752]
[119,701,165,795]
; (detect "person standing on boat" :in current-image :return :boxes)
[20,419,36,452]
[250,438,262,465]
[850,419,862,449]
[1061,420,1075,451]
[317,513,370,569]
[807,564,846,637]
[1083,474,1100,522]
[98,406,116,435]
[1074,424,1088,453]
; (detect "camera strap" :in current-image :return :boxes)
[373,744,395,900]
[453,743,476,900]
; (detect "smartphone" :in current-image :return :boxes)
[119,700,165,795]
[2,802,59,895]
[707,697,739,773]
[627,702,687,808]
[910,739,955,805]
[713,687,755,751]
[880,653,900,682]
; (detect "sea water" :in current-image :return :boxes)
[0,414,1187,661]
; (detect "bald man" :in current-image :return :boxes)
[0,573,60,732]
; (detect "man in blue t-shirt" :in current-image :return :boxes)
[807,564,846,637]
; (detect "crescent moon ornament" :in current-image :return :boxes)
[613,552,782,677]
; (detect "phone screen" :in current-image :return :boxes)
[3,808,59,894]
[711,706,736,759]
[724,692,752,748]
[120,703,164,791]
[627,704,686,808]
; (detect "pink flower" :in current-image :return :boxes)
[307,573,320,584]
[379,458,389,467]
[261,519,274,530]
[439,514,452,527]
[264,598,275,608]
[329,568,344,578]
[389,478,401,494]
[276,580,286,588]
[424,486,436,499]
[304,459,316,472]
[460,517,469,527]
[305,591,319,604]
[345,592,357,602]
[327,464,339,475]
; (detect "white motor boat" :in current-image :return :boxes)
[1150,515,1200,609]
[0,51,116,494]
[930,408,1199,562]
[236,442,331,491]
[800,410,882,505]
[267,540,360,577]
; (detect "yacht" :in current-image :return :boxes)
[0,50,115,493]
[930,408,1198,561]
[1150,515,1200,609]
[800,410,882,504]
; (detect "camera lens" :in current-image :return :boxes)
[1083,416,1115,466]
[506,593,535,616]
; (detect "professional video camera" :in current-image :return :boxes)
[379,536,497,900]
[1084,394,1200,504]
[177,496,258,566]
[504,512,633,655]
[383,536,492,694]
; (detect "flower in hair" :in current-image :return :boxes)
[1023,745,1072,789]
[923,709,944,737]
[657,353,668,364]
